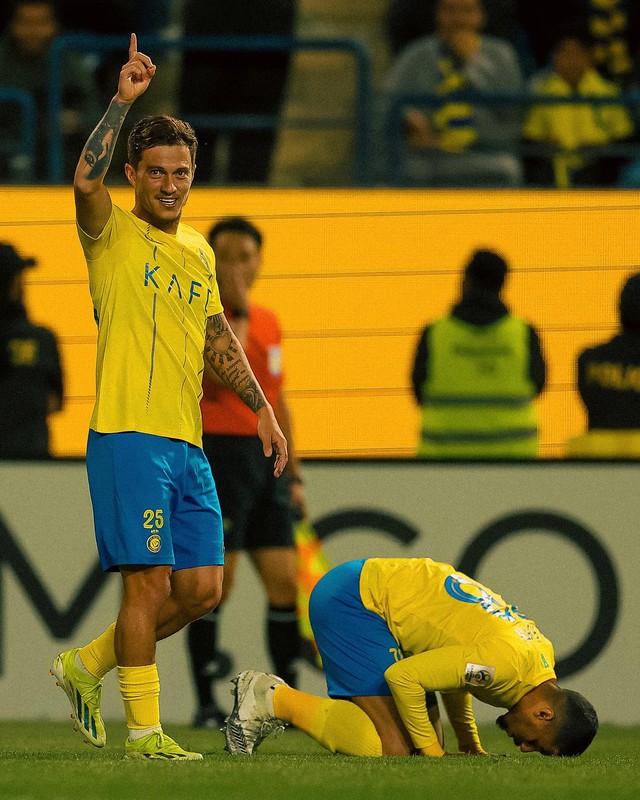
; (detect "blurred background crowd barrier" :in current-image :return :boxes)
[2,32,640,188]
[43,33,373,185]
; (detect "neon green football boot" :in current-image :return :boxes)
[124,730,203,760]
[51,648,106,747]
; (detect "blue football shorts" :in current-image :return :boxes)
[309,559,402,698]
[86,430,224,572]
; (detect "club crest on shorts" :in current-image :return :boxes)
[464,662,495,687]
[146,534,162,553]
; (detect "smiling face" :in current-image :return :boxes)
[125,145,194,234]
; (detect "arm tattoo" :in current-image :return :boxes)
[205,314,266,413]
[82,100,130,180]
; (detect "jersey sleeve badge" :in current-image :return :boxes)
[464,663,496,687]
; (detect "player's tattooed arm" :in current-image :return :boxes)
[76,35,154,187]
[80,100,130,181]
[74,35,155,238]
[73,99,127,237]
[204,313,266,413]
[205,312,289,475]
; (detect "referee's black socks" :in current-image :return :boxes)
[187,608,223,709]
[267,603,301,688]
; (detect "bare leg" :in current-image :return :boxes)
[249,546,298,606]
[351,695,443,755]
[115,565,172,666]
[181,562,228,724]
[154,564,223,641]
[351,696,414,755]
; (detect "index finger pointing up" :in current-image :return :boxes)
[129,32,137,60]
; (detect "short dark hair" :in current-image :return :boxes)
[127,115,198,169]
[464,249,508,291]
[554,689,598,756]
[208,217,263,249]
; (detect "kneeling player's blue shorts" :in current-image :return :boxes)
[309,559,400,698]
[86,430,224,572]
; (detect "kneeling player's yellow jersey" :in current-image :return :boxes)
[359,558,556,754]
[77,205,223,447]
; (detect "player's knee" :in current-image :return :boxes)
[121,565,172,610]
[194,583,222,619]
[178,579,222,622]
[183,595,218,623]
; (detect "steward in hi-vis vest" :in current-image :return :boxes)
[412,249,546,458]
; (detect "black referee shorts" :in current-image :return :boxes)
[202,433,295,552]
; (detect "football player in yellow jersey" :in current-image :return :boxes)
[225,558,598,758]
[51,34,288,760]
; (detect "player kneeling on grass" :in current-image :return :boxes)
[225,558,598,758]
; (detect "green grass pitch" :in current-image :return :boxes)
[0,720,638,800]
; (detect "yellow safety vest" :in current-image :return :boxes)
[418,315,539,458]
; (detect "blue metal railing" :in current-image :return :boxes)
[387,90,640,186]
[48,33,373,185]
[0,88,37,182]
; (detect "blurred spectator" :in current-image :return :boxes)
[386,0,533,71]
[384,0,524,187]
[568,273,640,457]
[0,243,63,459]
[179,0,297,185]
[0,0,98,181]
[411,249,546,458]
[387,0,522,53]
[519,0,640,89]
[522,27,634,188]
[615,42,640,186]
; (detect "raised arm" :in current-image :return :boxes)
[74,33,156,237]
[204,312,288,476]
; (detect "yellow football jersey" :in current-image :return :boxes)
[77,205,223,447]
[359,558,556,754]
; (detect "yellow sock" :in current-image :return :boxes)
[118,664,161,731]
[274,686,382,757]
[78,623,117,680]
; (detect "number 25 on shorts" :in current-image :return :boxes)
[142,508,164,529]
